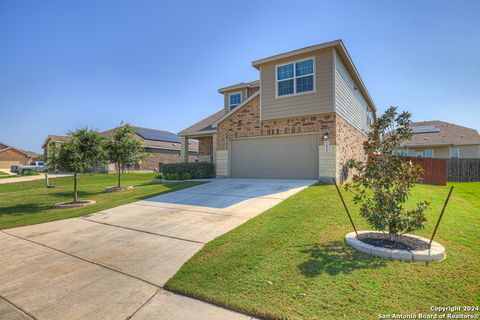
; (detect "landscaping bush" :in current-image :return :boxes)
[346,107,429,236]
[160,162,213,179]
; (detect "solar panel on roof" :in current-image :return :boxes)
[135,128,181,143]
[412,125,440,134]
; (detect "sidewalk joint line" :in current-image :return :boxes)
[0,295,38,320]
[0,230,162,289]
[80,218,206,244]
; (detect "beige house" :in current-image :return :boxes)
[0,141,41,169]
[397,121,480,159]
[179,40,376,182]
[43,127,198,171]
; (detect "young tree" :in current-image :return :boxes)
[345,107,430,237]
[48,128,106,202]
[105,123,145,188]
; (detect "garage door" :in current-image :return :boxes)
[231,134,319,179]
[0,160,22,169]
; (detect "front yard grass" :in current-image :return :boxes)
[0,173,200,229]
[166,182,480,319]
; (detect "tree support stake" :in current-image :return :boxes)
[333,178,358,236]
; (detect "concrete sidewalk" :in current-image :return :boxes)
[0,179,315,319]
[0,173,71,185]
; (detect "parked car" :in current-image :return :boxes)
[11,161,47,175]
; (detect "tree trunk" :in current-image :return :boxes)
[117,162,121,188]
[73,172,78,202]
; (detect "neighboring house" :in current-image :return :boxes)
[43,127,198,171]
[179,40,376,182]
[0,141,41,169]
[397,121,480,158]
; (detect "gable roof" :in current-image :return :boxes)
[42,135,71,148]
[218,80,259,93]
[212,91,260,128]
[43,127,197,151]
[178,109,225,136]
[401,121,480,147]
[251,39,376,112]
[0,140,40,158]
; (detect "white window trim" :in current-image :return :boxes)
[228,91,242,110]
[450,147,460,158]
[425,149,434,158]
[275,57,316,99]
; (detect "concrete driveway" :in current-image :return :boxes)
[0,179,315,320]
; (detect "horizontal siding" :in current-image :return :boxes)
[260,48,334,120]
[399,145,480,158]
[334,51,369,135]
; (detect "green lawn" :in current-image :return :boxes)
[0,173,200,229]
[166,182,480,320]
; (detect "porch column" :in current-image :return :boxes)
[212,133,217,165]
[180,136,189,163]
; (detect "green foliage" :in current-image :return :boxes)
[47,128,107,202]
[161,162,214,179]
[48,128,107,174]
[346,107,429,235]
[20,170,40,176]
[105,123,146,187]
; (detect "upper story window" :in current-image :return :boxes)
[425,149,434,158]
[276,58,315,97]
[229,93,242,110]
[450,147,459,158]
[367,108,373,127]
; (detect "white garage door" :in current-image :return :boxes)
[231,134,319,179]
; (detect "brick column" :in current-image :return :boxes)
[180,136,189,163]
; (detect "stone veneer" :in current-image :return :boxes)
[335,115,367,182]
[215,94,366,182]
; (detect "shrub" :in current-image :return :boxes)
[164,173,179,180]
[160,162,213,179]
[345,107,429,236]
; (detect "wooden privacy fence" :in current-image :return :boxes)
[405,157,446,186]
[446,158,480,182]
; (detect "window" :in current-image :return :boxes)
[276,58,315,97]
[415,151,424,158]
[450,147,459,158]
[229,93,241,110]
[367,108,373,127]
[425,149,434,158]
[407,150,415,157]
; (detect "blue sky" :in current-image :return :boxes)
[1,0,479,153]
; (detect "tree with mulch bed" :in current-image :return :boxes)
[346,107,430,243]
[48,128,107,205]
[105,123,145,191]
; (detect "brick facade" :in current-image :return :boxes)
[198,136,213,155]
[335,115,367,182]
[216,95,336,150]
[140,148,196,171]
[215,94,367,182]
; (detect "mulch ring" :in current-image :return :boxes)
[53,200,96,209]
[357,232,430,251]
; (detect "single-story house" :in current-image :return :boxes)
[0,141,41,169]
[397,121,480,158]
[43,126,198,171]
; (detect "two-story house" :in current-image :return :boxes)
[179,40,376,182]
